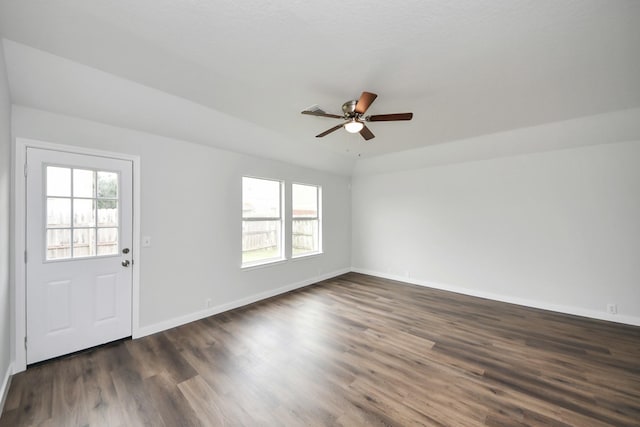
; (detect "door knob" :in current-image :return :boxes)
[122,260,130,267]
[122,248,130,254]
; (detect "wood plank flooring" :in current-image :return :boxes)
[2,272,639,426]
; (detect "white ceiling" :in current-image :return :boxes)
[1,0,639,170]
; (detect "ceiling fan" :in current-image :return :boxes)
[301,91,413,141]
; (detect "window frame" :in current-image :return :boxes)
[291,182,322,259]
[241,176,285,268]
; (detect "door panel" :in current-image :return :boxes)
[95,273,118,321]
[26,148,133,364]
[46,279,72,332]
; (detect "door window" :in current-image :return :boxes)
[45,166,119,260]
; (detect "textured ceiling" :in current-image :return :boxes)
[1,0,639,163]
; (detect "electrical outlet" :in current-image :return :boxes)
[607,303,617,315]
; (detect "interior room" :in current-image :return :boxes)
[0,1,639,425]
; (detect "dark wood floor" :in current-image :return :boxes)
[2,273,639,426]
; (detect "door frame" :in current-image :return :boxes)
[13,138,141,372]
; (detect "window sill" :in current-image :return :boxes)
[291,251,323,261]
[241,257,287,271]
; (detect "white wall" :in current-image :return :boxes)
[352,133,640,325]
[12,106,351,333]
[2,39,356,176]
[0,42,12,404]
[353,108,640,176]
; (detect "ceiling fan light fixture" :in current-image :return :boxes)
[344,119,364,133]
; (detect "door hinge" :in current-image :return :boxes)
[24,336,27,349]
[24,163,28,177]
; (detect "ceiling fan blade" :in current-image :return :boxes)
[301,110,343,119]
[316,123,345,138]
[360,125,375,141]
[366,113,413,122]
[354,91,378,114]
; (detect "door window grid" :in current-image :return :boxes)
[292,183,321,257]
[45,165,119,260]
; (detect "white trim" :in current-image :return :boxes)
[135,267,350,338]
[12,138,141,373]
[240,258,287,271]
[351,268,640,327]
[291,251,323,261]
[0,362,13,415]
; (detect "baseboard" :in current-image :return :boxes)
[351,268,640,327]
[0,362,13,415]
[134,267,351,338]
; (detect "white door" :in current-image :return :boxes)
[26,147,133,364]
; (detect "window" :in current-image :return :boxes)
[242,177,284,266]
[45,166,119,260]
[292,183,321,257]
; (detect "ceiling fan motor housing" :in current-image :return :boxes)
[342,100,358,117]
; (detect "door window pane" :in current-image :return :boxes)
[73,169,95,197]
[97,228,118,255]
[46,167,71,197]
[73,228,96,257]
[97,200,118,226]
[47,198,71,228]
[97,171,118,198]
[73,199,96,227]
[47,229,71,260]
